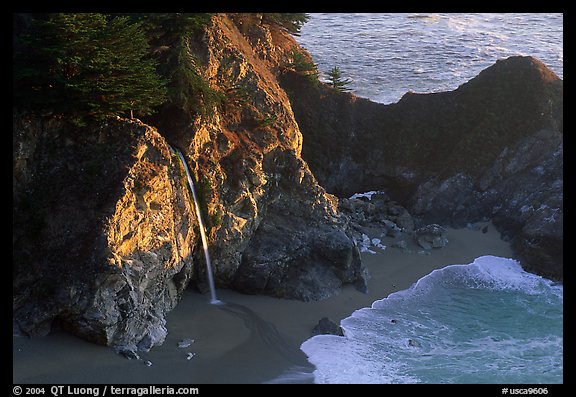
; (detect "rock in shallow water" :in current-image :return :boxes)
[177,338,195,348]
[312,317,344,337]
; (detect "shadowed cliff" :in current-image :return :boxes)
[281,55,563,281]
[13,14,562,354]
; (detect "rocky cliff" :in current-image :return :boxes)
[13,116,197,352]
[13,14,563,353]
[281,55,563,281]
[13,14,367,351]
[155,14,368,300]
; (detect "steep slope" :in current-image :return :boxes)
[281,55,563,281]
[155,14,368,300]
[13,13,369,350]
[13,116,197,351]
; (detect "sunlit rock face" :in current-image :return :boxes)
[155,14,368,299]
[13,116,198,350]
[12,13,369,350]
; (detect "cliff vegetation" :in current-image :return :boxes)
[13,13,562,354]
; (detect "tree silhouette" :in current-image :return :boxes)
[326,66,352,92]
[13,13,167,124]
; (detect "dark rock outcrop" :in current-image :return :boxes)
[312,317,344,336]
[234,210,366,301]
[414,224,449,250]
[13,116,197,351]
[13,14,369,349]
[282,55,563,281]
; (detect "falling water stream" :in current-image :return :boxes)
[172,146,313,382]
[174,147,219,304]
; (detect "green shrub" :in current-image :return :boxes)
[262,13,309,36]
[284,47,319,84]
[13,13,168,123]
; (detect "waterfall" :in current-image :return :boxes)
[174,147,220,304]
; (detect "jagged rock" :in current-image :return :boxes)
[177,338,195,348]
[312,317,344,336]
[117,348,141,360]
[392,240,408,250]
[233,216,367,301]
[13,116,197,350]
[283,55,563,280]
[394,210,415,232]
[466,222,482,231]
[415,224,449,250]
[338,194,412,239]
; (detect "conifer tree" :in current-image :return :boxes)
[326,66,353,92]
[262,13,309,36]
[13,13,167,123]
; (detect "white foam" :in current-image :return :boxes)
[301,335,420,384]
[349,190,385,201]
[263,365,316,384]
[374,256,561,304]
[301,255,563,384]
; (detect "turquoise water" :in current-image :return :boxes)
[297,13,563,104]
[296,14,563,384]
[300,256,563,384]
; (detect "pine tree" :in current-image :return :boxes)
[262,13,309,36]
[326,66,353,92]
[13,13,167,123]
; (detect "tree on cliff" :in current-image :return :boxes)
[262,13,309,35]
[13,13,167,124]
[120,13,214,43]
[326,66,352,92]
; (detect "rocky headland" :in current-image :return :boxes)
[13,13,562,354]
[281,54,563,281]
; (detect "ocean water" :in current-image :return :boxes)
[300,256,563,384]
[297,13,563,104]
[296,14,563,384]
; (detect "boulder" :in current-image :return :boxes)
[13,116,197,350]
[233,211,367,301]
[312,317,344,336]
[415,224,449,250]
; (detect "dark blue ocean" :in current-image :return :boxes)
[297,13,563,104]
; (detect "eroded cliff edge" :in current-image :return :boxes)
[281,55,563,281]
[13,14,368,351]
[13,14,563,352]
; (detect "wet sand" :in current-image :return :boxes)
[13,222,513,384]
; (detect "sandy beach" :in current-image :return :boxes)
[13,222,513,384]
